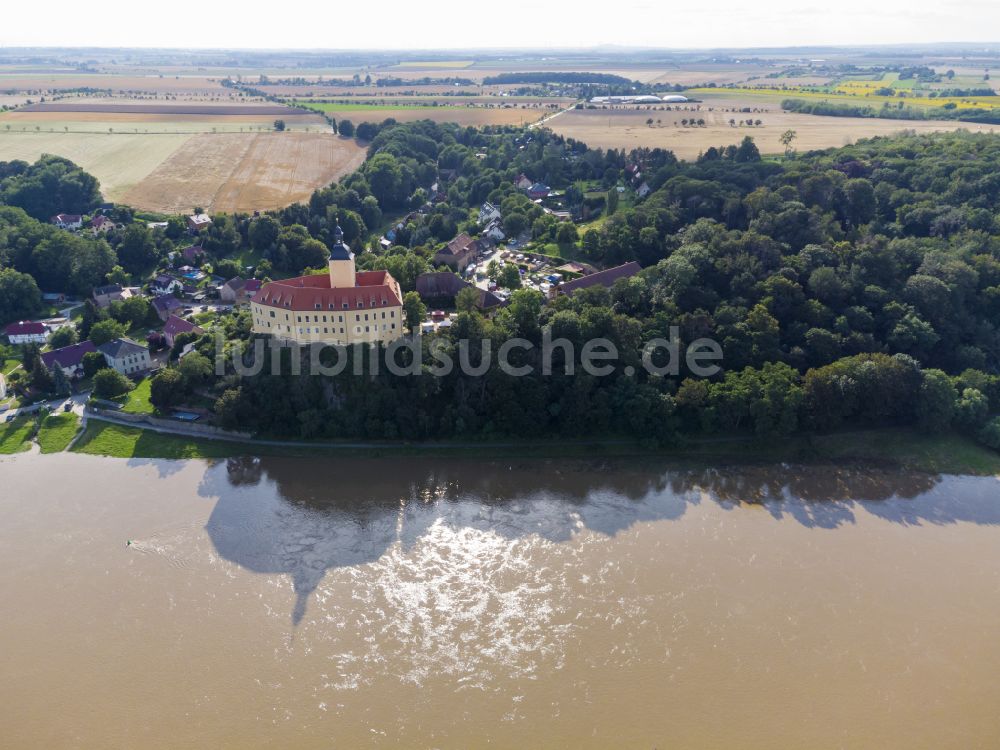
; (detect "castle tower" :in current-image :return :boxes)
[328,224,356,288]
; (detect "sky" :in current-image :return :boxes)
[2,0,1000,50]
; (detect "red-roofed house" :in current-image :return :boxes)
[163,315,205,348]
[41,341,97,378]
[250,225,403,345]
[433,233,479,273]
[3,321,47,344]
[90,215,115,234]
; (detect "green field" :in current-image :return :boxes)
[119,378,155,415]
[71,421,246,459]
[36,413,81,453]
[0,415,33,454]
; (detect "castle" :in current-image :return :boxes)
[250,226,404,345]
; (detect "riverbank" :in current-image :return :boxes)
[54,418,1000,475]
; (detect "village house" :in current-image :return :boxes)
[98,338,152,377]
[180,244,205,264]
[220,277,261,305]
[433,233,479,273]
[41,341,98,379]
[151,294,185,322]
[415,272,504,311]
[550,261,642,299]
[150,274,184,297]
[50,214,83,230]
[514,173,533,191]
[483,218,505,242]
[478,201,501,226]
[3,321,47,344]
[250,225,403,346]
[90,215,115,234]
[92,283,134,309]
[187,213,212,232]
[527,182,552,200]
[163,315,205,348]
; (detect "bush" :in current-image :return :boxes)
[978,417,1000,451]
[93,368,133,399]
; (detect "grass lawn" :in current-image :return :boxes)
[2,358,21,375]
[0,415,33,454]
[36,413,81,453]
[120,378,155,415]
[70,422,247,459]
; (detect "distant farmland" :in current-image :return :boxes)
[548,104,1000,159]
[16,103,311,116]
[294,100,554,126]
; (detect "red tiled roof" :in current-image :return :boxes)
[253,270,402,312]
[163,314,204,338]
[245,279,261,293]
[41,341,97,370]
[556,262,642,296]
[438,233,476,258]
[4,321,46,336]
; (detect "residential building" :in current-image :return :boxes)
[220,277,261,305]
[433,232,478,273]
[3,321,47,344]
[637,182,652,198]
[50,214,83,230]
[514,173,533,191]
[483,219,505,242]
[90,215,115,234]
[187,213,212,232]
[415,272,504,311]
[98,338,151,376]
[550,261,642,299]
[250,225,403,346]
[163,315,205,348]
[92,283,134,309]
[478,201,501,226]
[180,244,205,263]
[151,294,185,322]
[150,274,184,296]
[41,341,98,378]
[527,182,551,200]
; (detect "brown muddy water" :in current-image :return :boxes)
[1,451,999,749]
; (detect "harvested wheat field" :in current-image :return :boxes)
[0,131,194,202]
[548,105,1000,159]
[123,132,365,214]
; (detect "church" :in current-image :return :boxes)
[250,226,404,345]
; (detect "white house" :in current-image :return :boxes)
[3,321,47,344]
[150,274,184,297]
[484,218,505,242]
[98,338,151,376]
[637,182,652,198]
[478,201,501,226]
[50,214,83,230]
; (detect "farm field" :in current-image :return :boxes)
[689,85,1000,112]
[0,130,194,201]
[122,131,365,214]
[294,101,553,126]
[0,73,226,94]
[548,104,1000,159]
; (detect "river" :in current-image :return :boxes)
[1,451,998,748]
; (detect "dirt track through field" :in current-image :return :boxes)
[122,131,365,214]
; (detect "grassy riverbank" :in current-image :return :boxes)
[62,420,1000,475]
[36,414,82,454]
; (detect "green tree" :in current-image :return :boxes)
[455,286,479,313]
[88,319,127,346]
[0,267,43,325]
[273,119,286,132]
[81,351,108,378]
[48,326,78,349]
[50,362,71,397]
[402,291,426,333]
[150,368,186,410]
[916,369,957,433]
[93,368,133,399]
